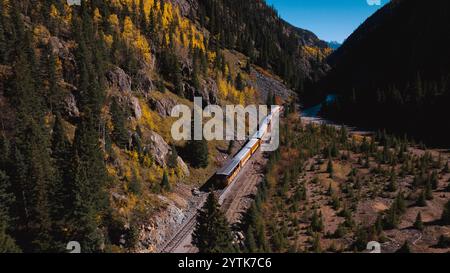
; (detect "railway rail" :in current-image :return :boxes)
[158,106,282,253]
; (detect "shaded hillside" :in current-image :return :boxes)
[321,0,450,145]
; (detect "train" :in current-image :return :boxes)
[215,106,282,187]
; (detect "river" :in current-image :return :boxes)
[300,94,373,136]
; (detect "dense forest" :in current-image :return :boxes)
[319,0,450,145]
[0,0,330,253]
[194,0,331,96]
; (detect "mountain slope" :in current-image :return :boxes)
[0,0,328,252]
[321,0,450,145]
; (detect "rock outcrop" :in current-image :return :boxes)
[135,69,154,95]
[142,130,190,176]
[148,97,177,118]
[63,92,80,120]
[106,66,132,94]
[252,69,296,103]
[129,97,142,120]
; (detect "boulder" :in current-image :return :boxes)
[136,69,154,95]
[129,97,142,120]
[63,92,80,120]
[177,157,190,177]
[146,131,170,167]
[106,67,132,93]
[148,97,177,118]
[49,36,75,62]
[170,0,197,17]
[201,78,219,105]
[182,82,196,101]
[144,131,189,176]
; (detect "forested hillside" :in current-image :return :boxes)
[320,0,450,145]
[0,0,328,253]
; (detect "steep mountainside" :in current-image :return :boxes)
[320,0,450,145]
[0,0,328,252]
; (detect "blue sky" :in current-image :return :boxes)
[265,0,387,43]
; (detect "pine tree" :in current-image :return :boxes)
[47,48,64,112]
[69,112,109,253]
[0,170,21,253]
[425,181,433,200]
[413,212,424,231]
[0,0,6,63]
[416,191,427,207]
[235,73,244,91]
[188,138,209,169]
[0,133,9,170]
[441,201,450,225]
[50,115,72,226]
[167,144,179,169]
[387,172,398,192]
[161,170,171,192]
[430,171,439,190]
[311,233,322,253]
[139,0,147,32]
[396,241,412,253]
[245,226,258,253]
[110,98,129,149]
[129,171,142,196]
[395,193,406,214]
[193,192,234,253]
[327,158,334,178]
[310,210,324,232]
[443,162,449,174]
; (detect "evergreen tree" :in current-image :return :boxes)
[235,73,244,91]
[387,172,398,192]
[188,138,209,169]
[311,233,322,253]
[441,201,450,225]
[69,112,109,253]
[0,133,9,170]
[50,115,72,229]
[110,98,129,149]
[0,0,6,63]
[310,210,324,232]
[160,170,171,192]
[327,158,334,178]
[167,144,179,169]
[193,192,234,253]
[0,171,21,253]
[245,226,258,253]
[396,241,412,253]
[413,212,424,231]
[425,181,433,200]
[139,0,147,32]
[129,171,142,196]
[416,191,427,207]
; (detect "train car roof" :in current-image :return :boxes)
[234,147,252,161]
[245,138,259,149]
[216,159,241,176]
[250,131,259,140]
[257,122,268,139]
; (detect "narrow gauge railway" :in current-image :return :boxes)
[215,106,281,188]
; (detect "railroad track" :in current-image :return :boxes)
[160,214,197,253]
[225,173,258,221]
[159,194,207,253]
[159,145,267,253]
